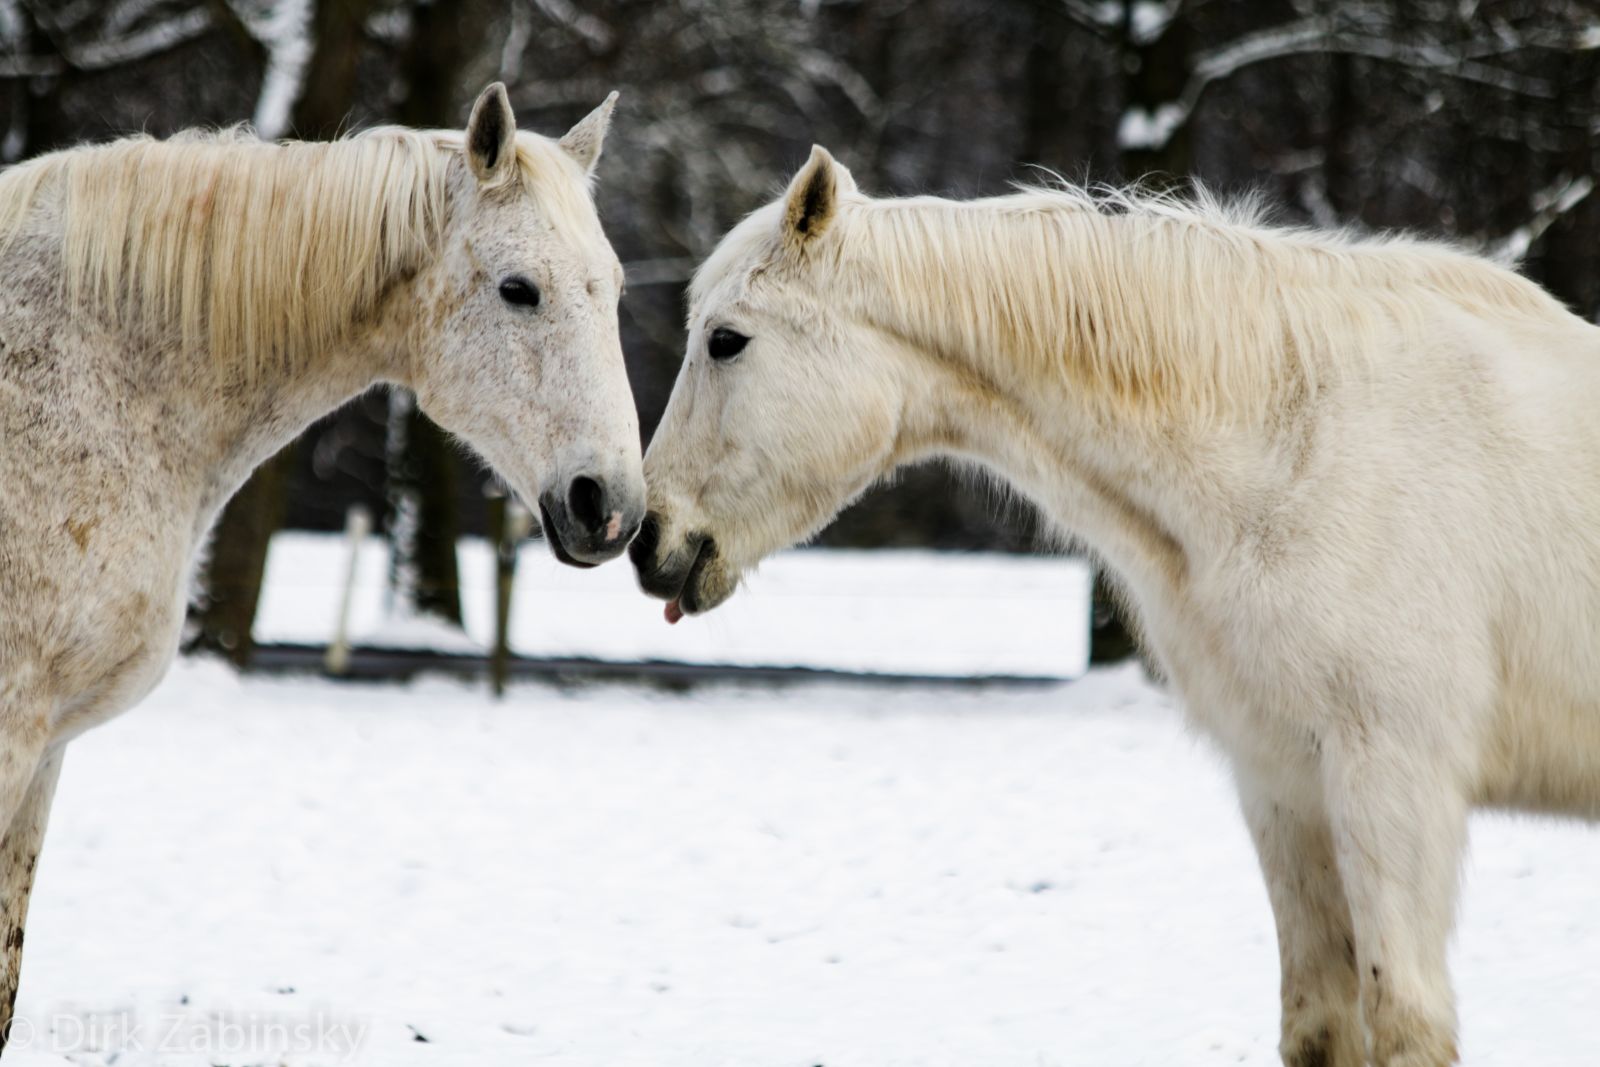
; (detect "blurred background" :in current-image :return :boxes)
[3,0,1598,669]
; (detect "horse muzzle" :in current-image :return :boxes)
[537,473,644,567]
[629,513,731,620]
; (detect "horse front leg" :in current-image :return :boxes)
[1238,774,1364,1067]
[1322,728,1467,1067]
[0,747,62,1056]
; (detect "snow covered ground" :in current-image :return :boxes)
[9,659,1600,1066]
[254,534,1093,679]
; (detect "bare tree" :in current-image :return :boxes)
[377,0,500,630]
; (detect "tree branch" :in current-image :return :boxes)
[0,6,213,76]
[1119,16,1560,151]
[1489,173,1595,265]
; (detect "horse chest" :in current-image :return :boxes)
[25,512,194,741]
[48,589,186,742]
[1138,577,1335,791]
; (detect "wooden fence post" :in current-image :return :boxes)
[325,504,371,677]
[488,493,533,698]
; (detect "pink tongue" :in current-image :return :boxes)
[664,599,684,625]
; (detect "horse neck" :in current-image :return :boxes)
[887,344,1196,610]
[241,305,416,500]
[147,280,418,523]
[853,207,1264,607]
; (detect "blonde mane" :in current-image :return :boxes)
[705,182,1576,421]
[865,186,1575,418]
[0,124,591,380]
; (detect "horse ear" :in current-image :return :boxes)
[833,159,859,197]
[782,145,845,246]
[559,91,618,176]
[466,82,518,186]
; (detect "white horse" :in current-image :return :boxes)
[632,146,1600,1066]
[0,83,644,1043]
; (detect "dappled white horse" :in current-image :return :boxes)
[632,147,1600,1066]
[0,83,643,1044]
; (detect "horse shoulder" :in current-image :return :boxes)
[1,252,197,739]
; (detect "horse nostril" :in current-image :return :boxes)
[568,475,606,533]
[629,512,661,569]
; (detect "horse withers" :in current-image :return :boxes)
[632,146,1600,1066]
[0,83,643,1044]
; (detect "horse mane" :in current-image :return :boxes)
[0,124,590,380]
[711,181,1576,422]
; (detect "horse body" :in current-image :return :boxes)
[0,219,379,739]
[0,84,643,1045]
[633,147,1600,1065]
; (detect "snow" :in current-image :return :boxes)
[7,659,1600,1065]
[248,0,312,140]
[1128,1,1173,45]
[256,533,1093,679]
[1116,103,1187,152]
[1492,173,1596,266]
[351,610,486,656]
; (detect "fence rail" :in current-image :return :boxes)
[246,642,1070,689]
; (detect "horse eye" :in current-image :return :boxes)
[708,327,749,362]
[498,276,541,308]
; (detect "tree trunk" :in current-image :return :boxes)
[1120,0,1192,184]
[1322,50,1358,217]
[13,8,72,158]
[375,0,493,628]
[1019,0,1075,177]
[189,446,295,667]
[383,389,464,624]
[292,0,378,139]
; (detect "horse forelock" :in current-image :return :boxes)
[686,202,785,315]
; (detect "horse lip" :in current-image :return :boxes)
[537,501,598,570]
[628,513,662,575]
[678,535,717,614]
